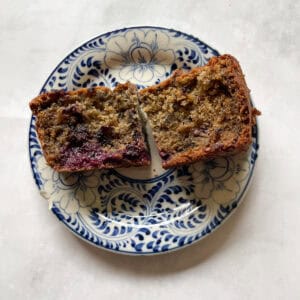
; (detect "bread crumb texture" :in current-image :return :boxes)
[30,83,150,172]
[140,54,260,168]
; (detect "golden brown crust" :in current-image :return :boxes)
[30,85,112,114]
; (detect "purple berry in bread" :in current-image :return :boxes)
[30,83,150,172]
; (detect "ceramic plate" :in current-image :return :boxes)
[29,26,259,254]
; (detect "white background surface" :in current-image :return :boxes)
[1,0,299,299]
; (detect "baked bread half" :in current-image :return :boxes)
[139,54,260,169]
[30,83,150,172]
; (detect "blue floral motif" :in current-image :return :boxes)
[38,159,100,214]
[39,26,218,92]
[189,153,250,205]
[70,55,118,89]
[104,31,176,83]
[29,26,259,254]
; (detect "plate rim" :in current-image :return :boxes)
[28,25,259,255]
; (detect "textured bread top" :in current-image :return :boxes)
[139,54,260,168]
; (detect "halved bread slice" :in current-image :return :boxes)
[30,83,150,172]
[139,54,260,169]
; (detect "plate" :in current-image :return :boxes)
[29,26,259,254]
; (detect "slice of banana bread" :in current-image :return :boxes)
[139,54,260,169]
[30,83,150,172]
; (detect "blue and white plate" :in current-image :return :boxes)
[29,26,259,255]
